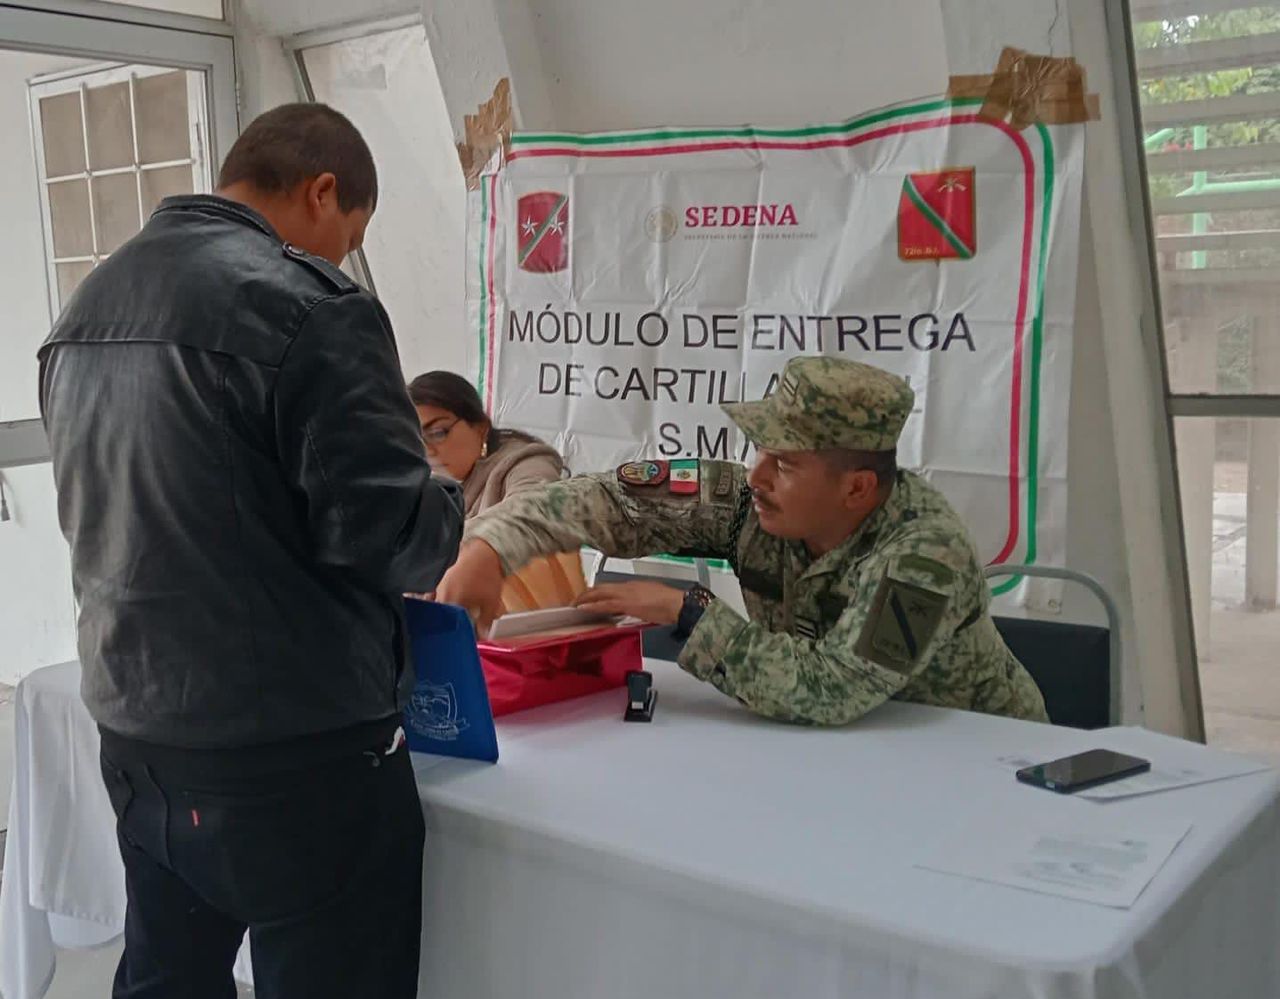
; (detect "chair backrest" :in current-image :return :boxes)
[984,565,1121,729]
[991,617,1110,729]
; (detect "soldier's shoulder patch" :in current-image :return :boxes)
[855,554,953,673]
[617,459,669,487]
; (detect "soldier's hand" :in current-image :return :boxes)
[574,581,685,626]
[436,540,506,635]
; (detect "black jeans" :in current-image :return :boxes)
[98,720,425,999]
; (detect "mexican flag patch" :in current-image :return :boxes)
[669,459,699,495]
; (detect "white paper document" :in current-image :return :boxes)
[917,819,1192,908]
[994,751,1272,801]
[484,607,618,640]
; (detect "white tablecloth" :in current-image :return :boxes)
[414,662,1280,999]
[3,661,1277,999]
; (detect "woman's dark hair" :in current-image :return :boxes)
[407,370,538,455]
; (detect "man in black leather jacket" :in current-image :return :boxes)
[38,104,462,999]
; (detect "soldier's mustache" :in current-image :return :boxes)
[751,489,778,512]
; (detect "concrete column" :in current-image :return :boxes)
[421,0,555,134]
[1166,313,1216,652]
[1246,313,1280,610]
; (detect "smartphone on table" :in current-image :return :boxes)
[1016,749,1150,794]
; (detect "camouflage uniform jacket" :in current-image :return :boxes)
[465,462,1048,725]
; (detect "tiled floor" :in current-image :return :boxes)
[1201,608,1280,766]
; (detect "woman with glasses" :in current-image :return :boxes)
[408,370,564,517]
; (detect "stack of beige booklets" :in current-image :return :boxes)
[488,553,621,644]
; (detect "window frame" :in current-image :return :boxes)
[280,11,430,297]
[0,3,236,469]
[3,1,229,34]
[29,61,211,316]
[1108,0,1280,738]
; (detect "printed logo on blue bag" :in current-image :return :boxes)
[407,682,470,741]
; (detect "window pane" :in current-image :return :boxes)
[135,71,190,164]
[4,53,96,424]
[39,91,84,177]
[56,260,95,303]
[1176,416,1280,763]
[140,164,193,218]
[85,80,133,170]
[1132,2,1280,394]
[91,173,141,254]
[301,25,468,378]
[47,178,93,257]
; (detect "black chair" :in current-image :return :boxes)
[984,566,1121,730]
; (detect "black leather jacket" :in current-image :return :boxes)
[38,195,464,748]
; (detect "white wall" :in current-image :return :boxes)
[517,0,948,131]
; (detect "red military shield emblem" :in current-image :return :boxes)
[898,168,976,261]
[516,191,569,273]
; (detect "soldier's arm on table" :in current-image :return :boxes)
[678,529,977,725]
[464,460,748,575]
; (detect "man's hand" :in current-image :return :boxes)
[436,540,506,635]
[573,581,685,626]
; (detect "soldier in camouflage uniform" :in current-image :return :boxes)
[439,356,1048,725]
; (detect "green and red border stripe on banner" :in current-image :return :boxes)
[475,98,1056,592]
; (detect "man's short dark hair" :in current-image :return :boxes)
[217,103,377,212]
[821,448,898,492]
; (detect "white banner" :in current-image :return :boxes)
[465,96,1084,590]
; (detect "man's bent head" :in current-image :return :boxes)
[216,103,376,266]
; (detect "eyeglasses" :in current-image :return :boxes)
[421,420,459,447]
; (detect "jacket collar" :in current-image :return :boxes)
[154,194,281,243]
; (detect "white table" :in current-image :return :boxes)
[414,661,1280,999]
[3,661,1277,999]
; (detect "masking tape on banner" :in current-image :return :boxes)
[947,47,1100,130]
[457,77,512,190]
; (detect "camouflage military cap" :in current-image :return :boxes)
[722,356,915,452]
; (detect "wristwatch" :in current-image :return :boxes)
[673,584,715,640]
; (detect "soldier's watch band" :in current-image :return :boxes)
[673,584,715,640]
